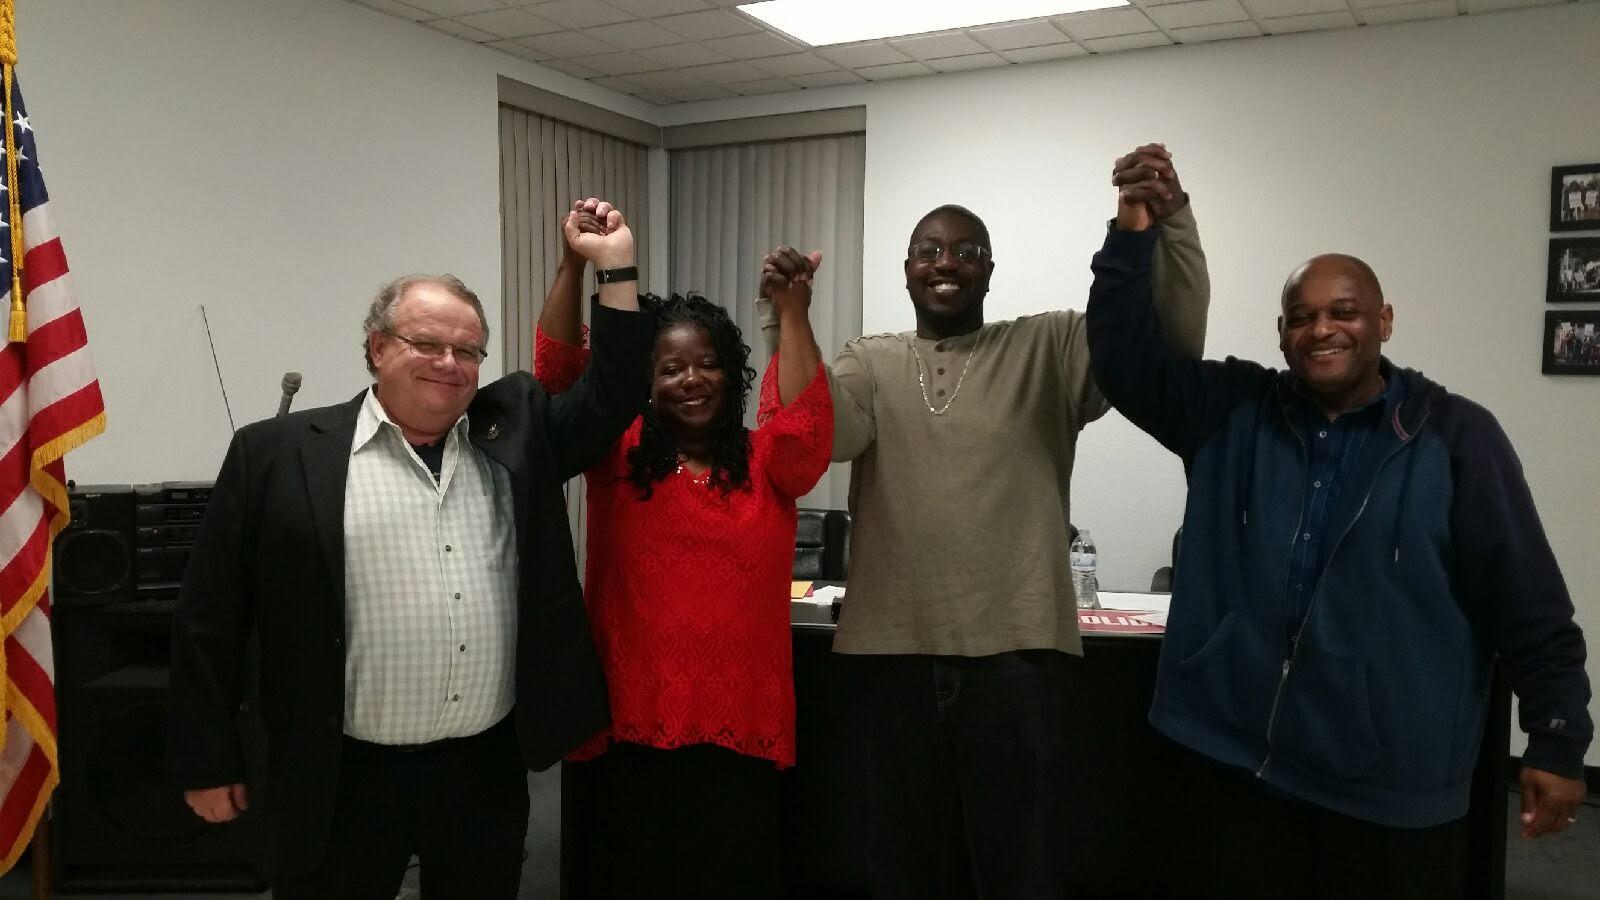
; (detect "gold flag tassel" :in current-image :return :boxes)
[0,0,24,343]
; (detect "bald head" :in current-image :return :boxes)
[1281,254,1384,312]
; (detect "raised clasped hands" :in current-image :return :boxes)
[760,246,824,320]
[1112,143,1186,232]
[563,197,634,270]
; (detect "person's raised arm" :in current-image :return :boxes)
[537,200,595,347]
[760,246,824,405]
[566,197,639,312]
[1112,144,1209,358]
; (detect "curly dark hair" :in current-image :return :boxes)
[625,293,757,499]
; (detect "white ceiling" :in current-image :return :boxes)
[349,0,1574,105]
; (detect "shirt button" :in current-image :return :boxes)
[935,343,946,352]
[451,694,460,702]
[1318,431,1327,439]
[459,644,466,652]
[444,544,452,552]
[1303,533,1311,541]
[936,389,946,397]
[453,592,462,600]
[1313,480,1322,488]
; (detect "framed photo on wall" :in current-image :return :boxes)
[1543,310,1600,375]
[1550,164,1600,232]
[1547,237,1600,301]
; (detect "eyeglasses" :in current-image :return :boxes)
[384,331,488,365]
[908,240,991,265]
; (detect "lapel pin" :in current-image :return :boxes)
[486,423,499,440]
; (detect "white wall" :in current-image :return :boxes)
[21,0,657,483]
[665,4,1600,764]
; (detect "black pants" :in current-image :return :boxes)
[853,650,1083,900]
[1192,751,1470,900]
[273,717,530,900]
[564,741,783,900]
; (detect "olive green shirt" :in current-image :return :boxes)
[763,207,1209,656]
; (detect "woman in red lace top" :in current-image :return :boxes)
[535,217,831,896]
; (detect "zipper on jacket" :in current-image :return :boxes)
[1254,407,1427,780]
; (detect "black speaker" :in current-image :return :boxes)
[51,484,267,892]
[54,485,134,608]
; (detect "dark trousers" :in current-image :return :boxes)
[273,717,530,900]
[853,650,1083,900]
[564,741,783,900]
[1192,751,1469,900]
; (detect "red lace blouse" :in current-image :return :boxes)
[534,327,832,767]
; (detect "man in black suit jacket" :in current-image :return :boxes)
[167,200,650,898]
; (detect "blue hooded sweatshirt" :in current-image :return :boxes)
[1087,226,1591,828]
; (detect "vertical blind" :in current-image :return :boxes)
[669,133,866,508]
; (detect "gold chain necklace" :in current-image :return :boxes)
[908,329,984,416]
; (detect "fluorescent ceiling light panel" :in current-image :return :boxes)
[738,0,1127,46]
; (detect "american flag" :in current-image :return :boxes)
[0,68,105,873]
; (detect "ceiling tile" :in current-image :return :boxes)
[1001,42,1090,62]
[791,70,866,88]
[1082,32,1174,51]
[729,78,800,95]
[423,18,499,41]
[1462,0,1562,10]
[566,51,663,76]
[1146,0,1252,29]
[1262,10,1359,31]
[486,38,552,61]
[968,20,1070,51]
[1053,8,1160,40]
[655,9,761,40]
[530,0,633,29]
[539,57,605,79]
[665,84,738,102]
[929,53,1011,72]
[627,68,711,90]
[816,42,911,68]
[701,31,804,59]
[1170,20,1262,41]
[591,74,644,93]
[1358,0,1457,23]
[1243,0,1347,16]
[453,7,563,38]
[404,0,503,16]
[352,0,434,21]
[855,61,937,81]
[749,53,838,76]
[682,60,771,83]
[517,30,617,58]
[635,91,677,105]
[583,19,685,49]
[888,31,990,60]
[636,42,731,66]
[600,0,712,15]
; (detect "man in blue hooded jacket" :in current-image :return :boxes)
[1086,158,1590,899]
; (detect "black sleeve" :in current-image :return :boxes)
[1448,407,1592,778]
[166,431,255,790]
[544,298,655,480]
[1086,227,1262,460]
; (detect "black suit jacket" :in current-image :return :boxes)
[166,301,653,874]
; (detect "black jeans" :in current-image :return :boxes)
[1192,751,1469,900]
[272,717,530,900]
[853,650,1083,900]
[564,741,783,900]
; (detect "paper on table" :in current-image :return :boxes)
[798,584,846,605]
[790,581,814,599]
[1096,591,1172,616]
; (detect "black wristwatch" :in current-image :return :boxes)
[594,265,638,284]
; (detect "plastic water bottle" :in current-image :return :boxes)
[1071,529,1100,610]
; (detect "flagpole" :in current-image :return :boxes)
[0,0,24,342]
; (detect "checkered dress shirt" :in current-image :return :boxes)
[341,388,518,744]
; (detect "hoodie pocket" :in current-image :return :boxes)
[1171,614,1275,740]
[1274,650,1383,779]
